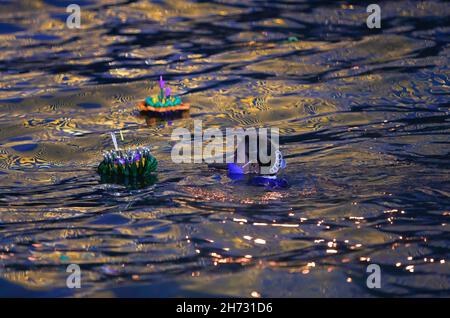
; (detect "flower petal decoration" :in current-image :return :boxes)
[98,147,157,179]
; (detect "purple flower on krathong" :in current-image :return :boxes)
[165,87,171,97]
[159,75,164,89]
[117,158,126,166]
[134,153,141,162]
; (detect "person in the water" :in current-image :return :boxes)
[211,135,288,188]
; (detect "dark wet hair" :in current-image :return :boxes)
[234,134,274,168]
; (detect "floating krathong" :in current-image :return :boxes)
[138,76,190,113]
[98,132,157,181]
[98,146,157,178]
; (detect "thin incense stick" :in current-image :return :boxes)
[111,132,119,151]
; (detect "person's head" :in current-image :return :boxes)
[229,135,286,176]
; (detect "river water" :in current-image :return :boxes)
[0,0,449,297]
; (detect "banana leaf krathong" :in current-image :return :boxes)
[98,146,157,179]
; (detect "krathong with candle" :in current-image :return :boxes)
[138,76,190,113]
[98,132,158,181]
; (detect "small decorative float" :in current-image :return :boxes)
[138,76,190,114]
[98,132,157,188]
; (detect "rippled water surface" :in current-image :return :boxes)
[0,0,449,297]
